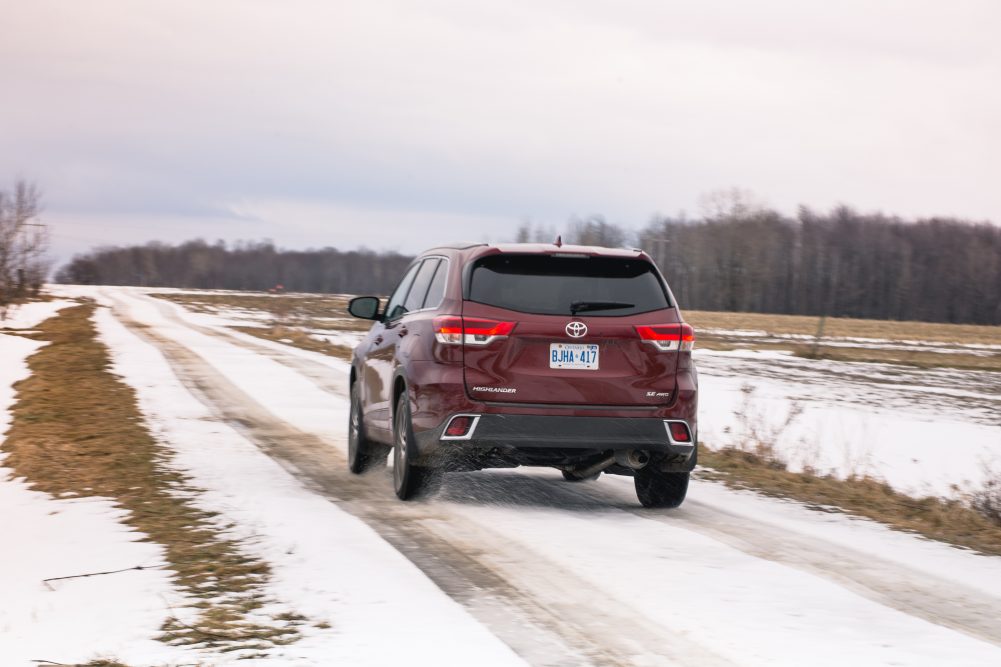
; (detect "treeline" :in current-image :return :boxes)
[57,205,1001,325]
[520,208,1001,325]
[55,240,413,296]
[638,208,1001,325]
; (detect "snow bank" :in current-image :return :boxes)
[0,298,76,329]
[0,327,188,665]
[696,349,1001,496]
[93,301,523,665]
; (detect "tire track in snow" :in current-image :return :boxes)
[108,290,1001,654]
[105,291,730,667]
[145,293,352,399]
[663,501,1001,647]
[523,477,1001,648]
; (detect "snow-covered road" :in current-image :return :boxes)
[9,285,1000,666]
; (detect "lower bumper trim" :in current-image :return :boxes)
[442,414,691,453]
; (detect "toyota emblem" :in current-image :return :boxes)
[565,321,587,338]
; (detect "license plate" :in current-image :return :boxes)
[549,343,599,370]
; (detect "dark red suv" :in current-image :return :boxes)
[346,242,698,507]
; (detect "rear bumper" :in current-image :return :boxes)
[405,362,698,470]
[414,413,697,470]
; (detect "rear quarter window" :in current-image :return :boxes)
[468,254,671,316]
[422,259,448,309]
[403,258,440,312]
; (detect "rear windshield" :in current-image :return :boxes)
[468,254,671,316]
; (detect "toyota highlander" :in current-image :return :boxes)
[346,241,698,507]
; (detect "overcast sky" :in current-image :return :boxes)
[2,0,999,263]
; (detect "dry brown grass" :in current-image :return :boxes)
[971,466,1001,528]
[154,291,366,328]
[32,657,208,667]
[687,310,1001,371]
[2,302,306,654]
[154,291,367,360]
[793,345,1001,372]
[695,334,1001,371]
[699,447,1001,556]
[686,309,1001,346]
[161,293,1001,367]
[154,293,1001,346]
[234,325,353,360]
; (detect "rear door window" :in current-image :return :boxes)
[469,254,670,316]
[384,262,421,321]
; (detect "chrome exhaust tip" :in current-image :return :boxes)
[614,449,650,470]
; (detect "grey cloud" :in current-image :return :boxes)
[1,0,998,259]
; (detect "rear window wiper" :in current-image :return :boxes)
[569,300,635,315]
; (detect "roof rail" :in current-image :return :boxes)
[422,242,489,252]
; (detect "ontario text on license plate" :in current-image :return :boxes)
[549,343,599,370]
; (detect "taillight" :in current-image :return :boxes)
[434,316,515,345]
[635,323,695,351]
[433,316,464,344]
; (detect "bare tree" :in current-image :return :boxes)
[697,187,768,221]
[565,215,630,247]
[513,220,562,244]
[0,180,49,314]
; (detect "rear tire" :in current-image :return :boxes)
[634,469,689,508]
[562,469,601,482]
[348,382,377,474]
[393,394,437,500]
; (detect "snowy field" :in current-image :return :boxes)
[137,286,1001,496]
[2,286,1001,666]
[697,348,1001,496]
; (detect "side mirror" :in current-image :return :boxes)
[348,296,382,320]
